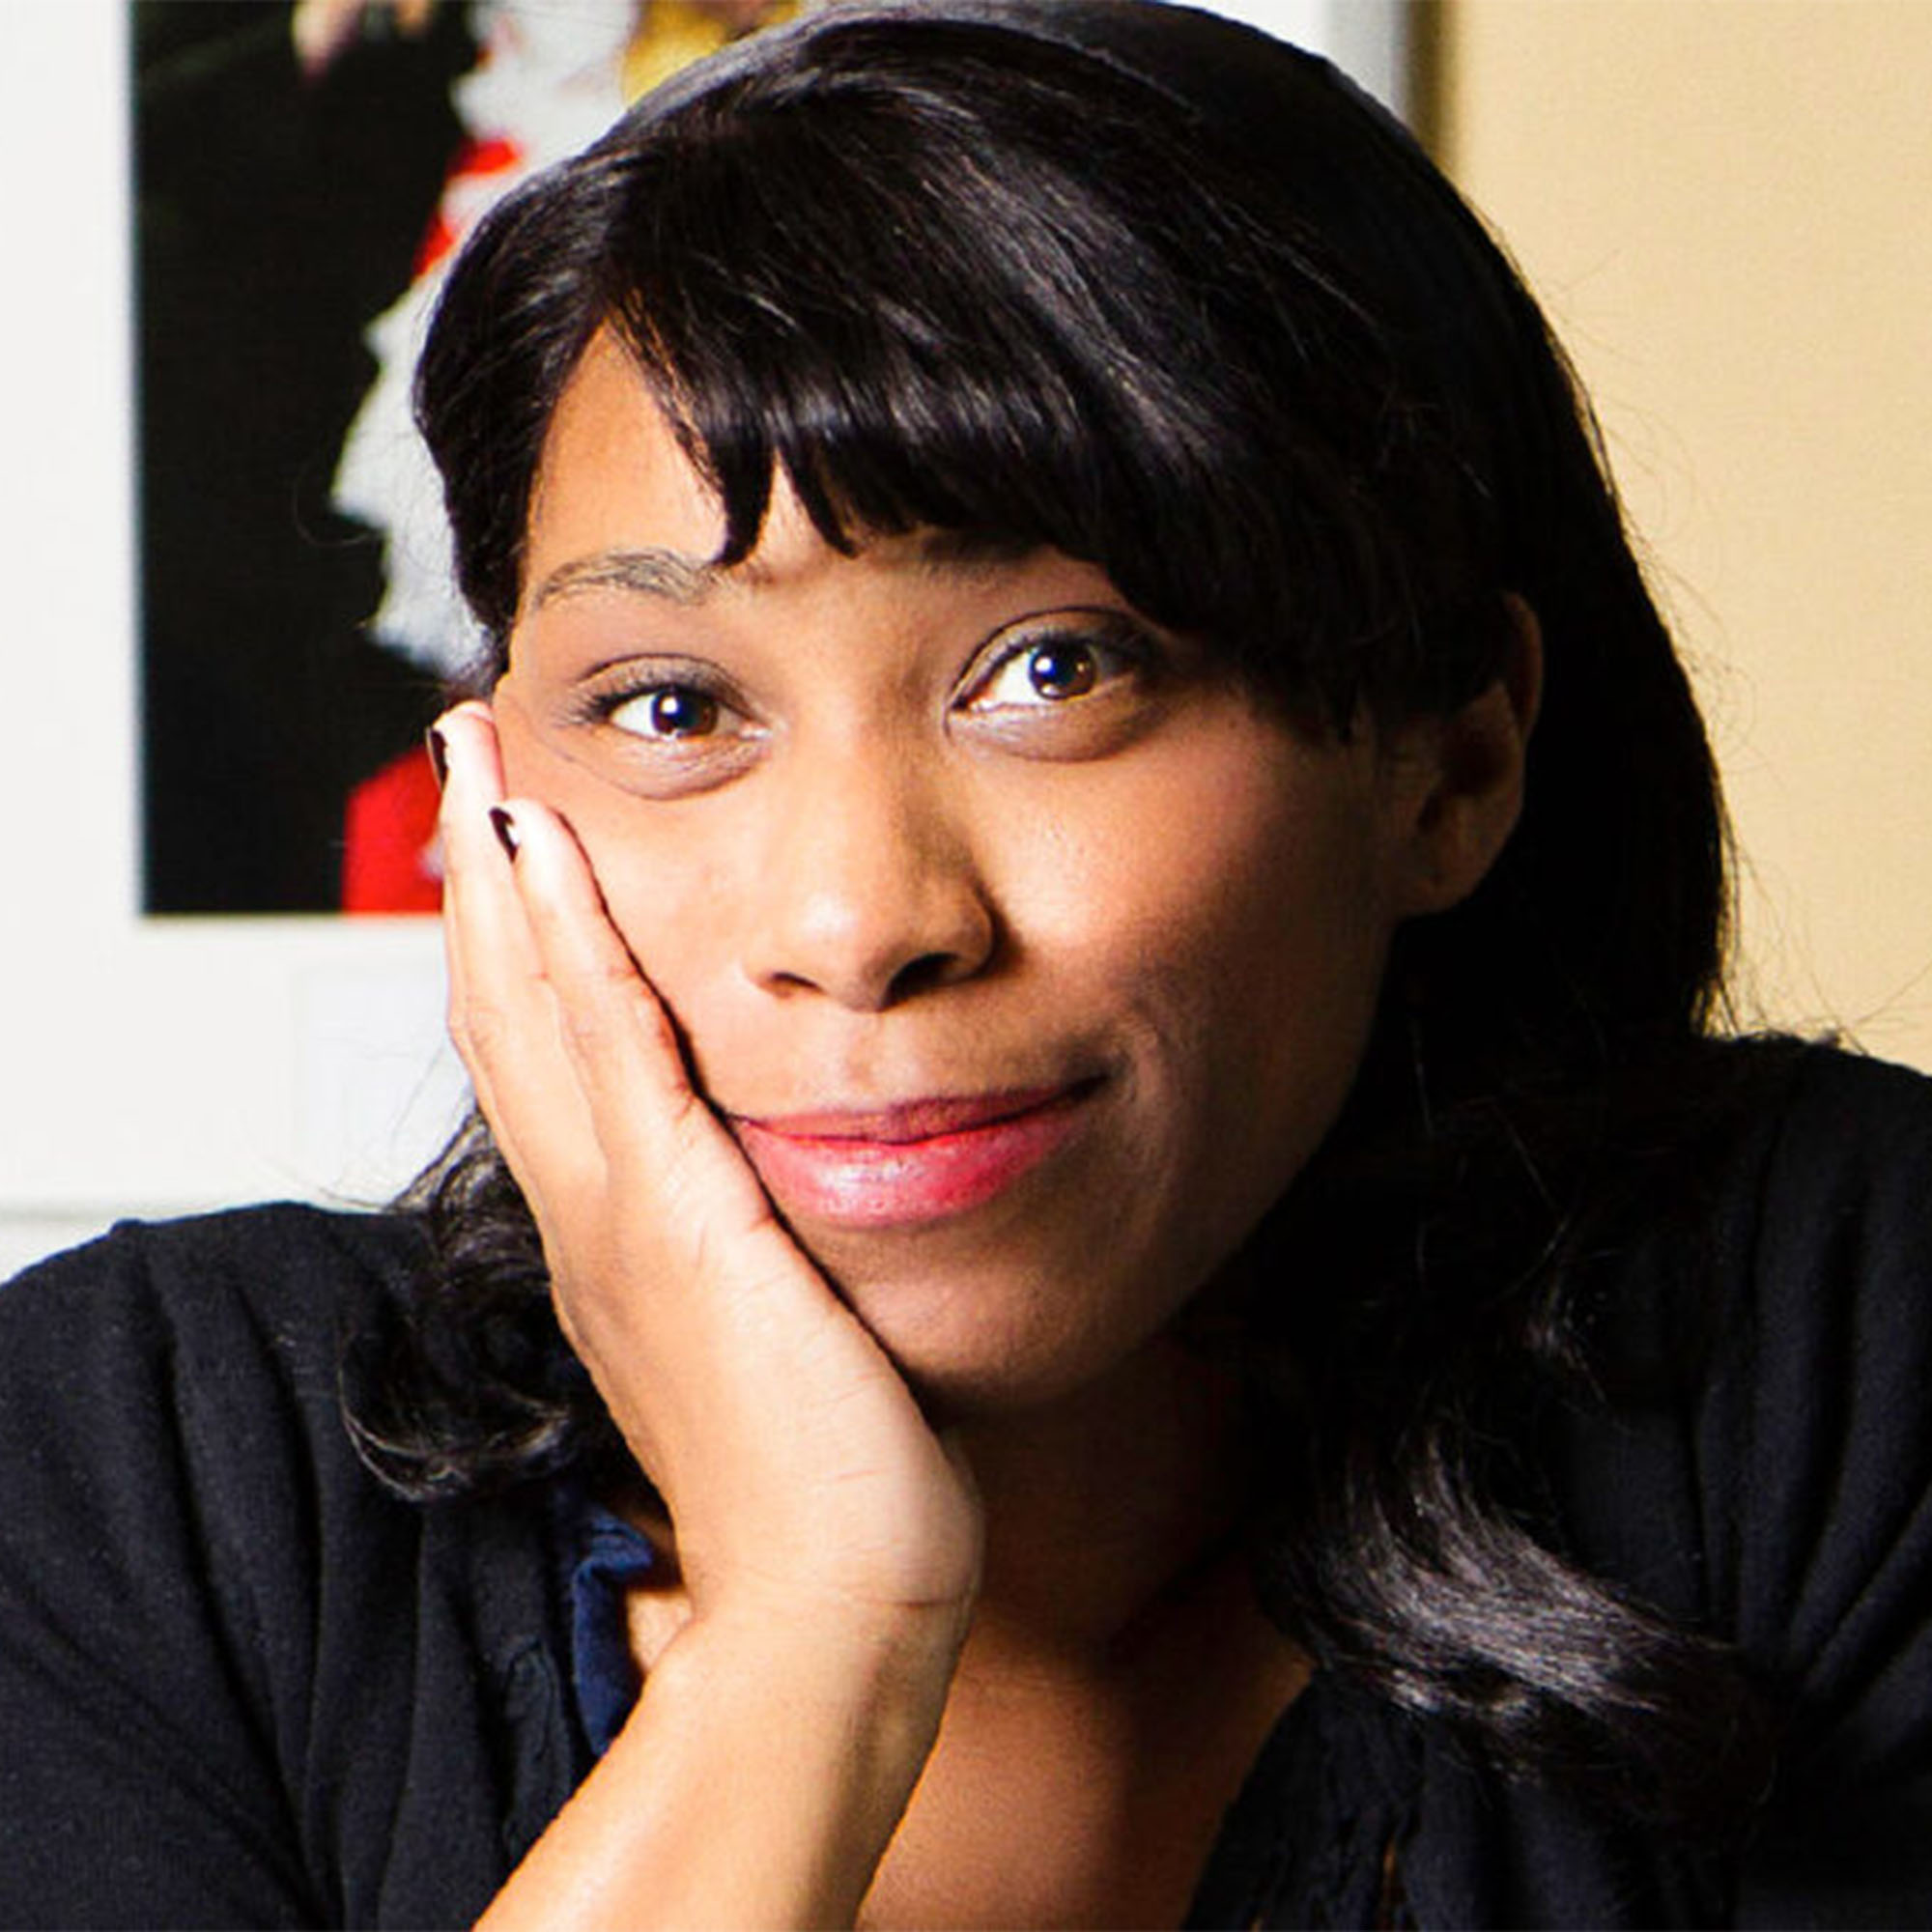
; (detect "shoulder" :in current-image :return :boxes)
[5,1196,431,1330]
[0,1204,424,1507]
[1660,1042,1932,1545]
[1689,1044,1932,1660]
[1555,1043,1932,1913]
[1574,1038,1932,1374]
[1714,1046,1932,1916]
[0,1204,572,1925]
[0,1202,435,1651]
[1666,1041,1932,1403]
[1560,1041,1932,1593]
[1745,1037,1932,1230]
[5,1197,418,1418]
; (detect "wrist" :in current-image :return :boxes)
[664,1589,968,1741]
[599,1605,960,1927]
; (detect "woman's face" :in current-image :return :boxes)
[493,335,1436,1412]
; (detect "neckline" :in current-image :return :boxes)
[1184,1671,1418,1930]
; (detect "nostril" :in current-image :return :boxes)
[885,950,972,1005]
[745,816,999,1009]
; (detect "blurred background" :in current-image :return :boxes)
[2,0,1928,1274]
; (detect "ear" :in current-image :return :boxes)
[1383,595,1543,919]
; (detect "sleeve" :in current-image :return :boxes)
[1706,1053,1932,1925]
[0,1209,416,1930]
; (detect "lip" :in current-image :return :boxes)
[730,1081,1099,1229]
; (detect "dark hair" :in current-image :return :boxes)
[353,0,1773,1833]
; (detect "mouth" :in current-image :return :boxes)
[729,1080,1102,1229]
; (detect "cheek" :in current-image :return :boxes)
[1001,731,1394,1234]
[494,701,737,1013]
[1002,728,1392,1046]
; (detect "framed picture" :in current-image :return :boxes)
[0,0,1410,1277]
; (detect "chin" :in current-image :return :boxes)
[817,1232,1198,1420]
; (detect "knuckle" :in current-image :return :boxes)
[448,998,517,1064]
[651,1140,708,1222]
[558,1000,616,1065]
[650,1122,730,1230]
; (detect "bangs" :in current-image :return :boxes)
[584,23,1474,722]
[423,13,1514,724]
[602,48,1241,605]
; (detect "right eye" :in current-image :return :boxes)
[564,657,766,798]
[606,683,722,740]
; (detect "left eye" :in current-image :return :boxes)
[968,632,1128,709]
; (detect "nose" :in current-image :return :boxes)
[743,746,997,1011]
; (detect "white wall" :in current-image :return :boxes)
[2,4,462,1278]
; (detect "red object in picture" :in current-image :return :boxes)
[342,745,444,913]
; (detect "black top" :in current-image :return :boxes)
[3,1045,1931,1928]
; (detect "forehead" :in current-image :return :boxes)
[525,332,723,572]
[522,331,1045,617]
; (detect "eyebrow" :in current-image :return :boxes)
[529,547,726,610]
[527,528,1043,612]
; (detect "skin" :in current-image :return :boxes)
[440,331,1537,1927]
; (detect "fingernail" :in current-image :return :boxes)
[425,725,449,789]
[489,805,521,862]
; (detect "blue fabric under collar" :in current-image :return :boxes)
[567,1498,658,1758]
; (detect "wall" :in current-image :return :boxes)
[1437,0,1932,1066]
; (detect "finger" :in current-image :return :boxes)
[435,702,526,1073]
[433,705,596,1195]
[435,701,529,1001]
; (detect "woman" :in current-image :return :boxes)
[4,4,1930,1926]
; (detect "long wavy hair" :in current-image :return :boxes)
[349,0,1777,1833]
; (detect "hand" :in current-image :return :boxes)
[434,702,983,1641]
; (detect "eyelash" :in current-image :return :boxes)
[606,684,725,740]
[568,611,1162,751]
[576,664,748,743]
[961,615,1154,712]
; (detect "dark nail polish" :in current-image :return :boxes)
[425,725,449,789]
[489,805,521,862]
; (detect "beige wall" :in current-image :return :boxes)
[1436,1,1932,1067]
